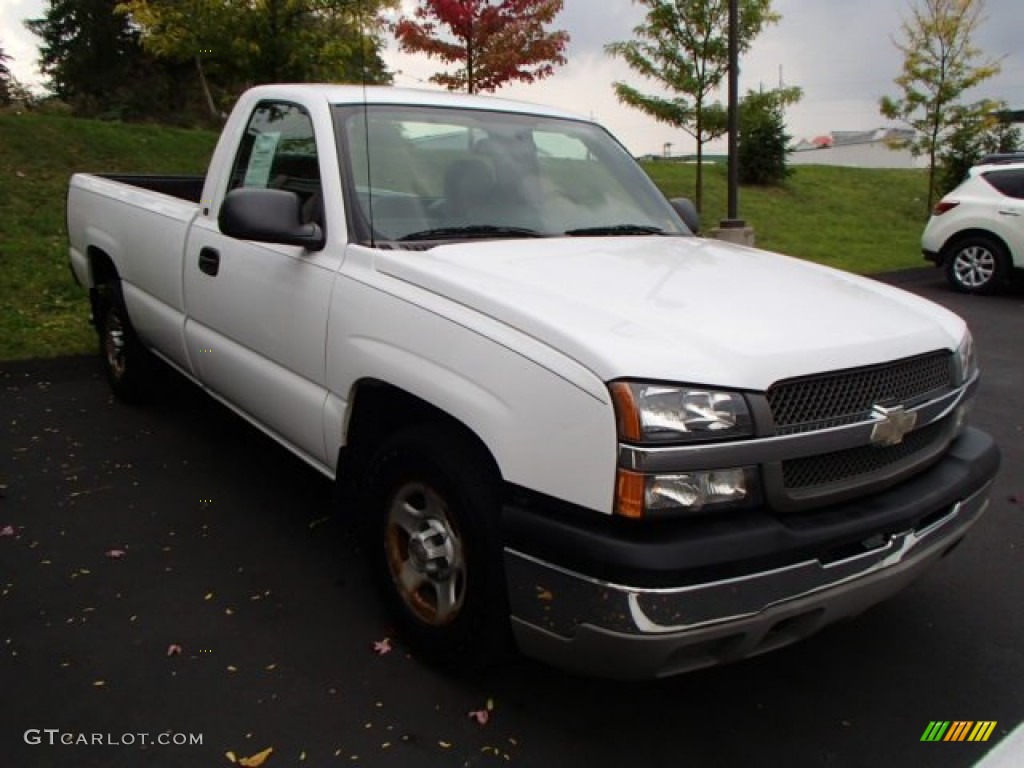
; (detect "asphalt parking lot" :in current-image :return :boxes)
[2,269,1022,768]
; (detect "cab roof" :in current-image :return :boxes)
[241,83,590,123]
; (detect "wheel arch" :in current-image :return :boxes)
[941,228,1011,262]
[336,378,503,504]
[86,246,120,323]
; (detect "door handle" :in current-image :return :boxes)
[998,209,1021,217]
[198,247,220,276]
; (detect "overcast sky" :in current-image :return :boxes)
[2,0,1023,155]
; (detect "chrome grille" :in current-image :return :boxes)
[767,351,953,435]
[782,419,948,490]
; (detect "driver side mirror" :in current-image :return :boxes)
[670,197,700,235]
[219,188,325,251]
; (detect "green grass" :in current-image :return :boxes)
[0,111,932,361]
[0,111,217,361]
[641,161,931,273]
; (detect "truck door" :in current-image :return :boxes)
[183,100,339,468]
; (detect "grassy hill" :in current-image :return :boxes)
[0,111,932,361]
[0,112,218,361]
[642,161,930,273]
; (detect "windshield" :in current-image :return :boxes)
[333,104,690,245]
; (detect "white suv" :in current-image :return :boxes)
[922,158,1024,294]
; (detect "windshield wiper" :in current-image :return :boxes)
[565,224,666,236]
[398,225,547,242]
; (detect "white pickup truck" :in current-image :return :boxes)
[68,84,1000,678]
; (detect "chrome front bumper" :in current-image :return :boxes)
[506,479,994,679]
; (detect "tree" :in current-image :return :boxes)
[738,86,801,186]
[394,0,569,94]
[116,0,239,119]
[0,42,11,105]
[939,104,1021,194]
[25,0,178,119]
[880,0,1002,213]
[239,0,394,85]
[607,0,779,213]
[120,0,394,121]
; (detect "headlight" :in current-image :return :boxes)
[615,467,757,519]
[609,382,753,444]
[953,329,978,436]
[954,329,977,385]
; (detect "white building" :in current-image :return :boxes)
[789,129,924,169]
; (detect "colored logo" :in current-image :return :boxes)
[921,721,997,742]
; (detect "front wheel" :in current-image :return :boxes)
[944,236,1011,295]
[362,425,511,670]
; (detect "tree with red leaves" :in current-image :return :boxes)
[394,0,569,94]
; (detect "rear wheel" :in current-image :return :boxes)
[362,424,510,670]
[944,236,1011,295]
[95,280,153,402]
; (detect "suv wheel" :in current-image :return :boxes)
[944,236,1010,295]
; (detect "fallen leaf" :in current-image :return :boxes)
[166,644,182,657]
[68,485,111,499]
[438,741,452,749]
[0,525,15,537]
[227,665,238,672]
[238,746,273,766]
[93,680,105,687]
[372,637,392,655]
[226,751,237,764]
[105,549,127,559]
[468,709,490,726]
[205,592,215,601]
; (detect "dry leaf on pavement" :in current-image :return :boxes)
[238,746,274,766]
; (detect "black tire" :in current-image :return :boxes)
[361,424,511,670]
[95,280,153,402]
[943,235,1011,295]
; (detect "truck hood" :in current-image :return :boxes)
[375,236,965,391]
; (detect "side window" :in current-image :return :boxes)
[982,169,1024,199]
[228,102,322,222]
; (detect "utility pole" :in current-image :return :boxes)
[725,0,741,225]
[713,0,755,245]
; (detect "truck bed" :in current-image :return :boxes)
[97,174,205,204]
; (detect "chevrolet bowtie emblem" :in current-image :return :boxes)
[870,405,918,446]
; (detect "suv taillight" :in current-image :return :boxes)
[933,200,960,215]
